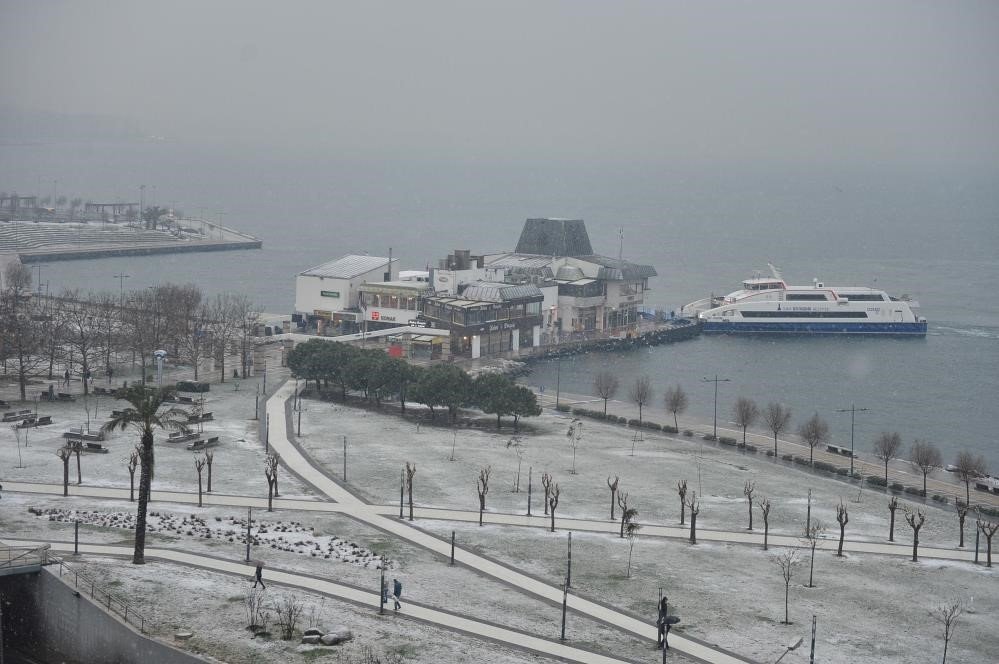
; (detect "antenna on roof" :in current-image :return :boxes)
[618,227,624,265]
[385,247,392,282]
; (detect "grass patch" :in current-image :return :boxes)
[301,649,336,661]
[387,644,419,659]
[226,595,245,603]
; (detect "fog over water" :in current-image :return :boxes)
[2,2,997,466]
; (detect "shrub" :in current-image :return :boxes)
[644,422,662,431]
[904,486,925,497]
[571,408,584,415]
[890,482,905,492]
[793,456,810,466]
[813,461,837,473]
[555,404,571,412]
[719,436,737,446]
[851,472,863,480]
[781,454,794,462]
[866,476,888,487]
[683,430,694,437]
[980,506,999,518]
[702,434,717,441]
[176,380,210,393]
[766,450,775,457]
[663,425,679,434]
[836,468,849,476]
[745,444,757,453]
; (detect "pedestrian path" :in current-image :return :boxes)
[7,538,633,664]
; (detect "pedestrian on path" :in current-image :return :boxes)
[656,596,667,649]
[392,578,402,610]
[64,369,70,387]
[252,561,266,589]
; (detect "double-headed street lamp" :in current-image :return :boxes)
[702,375,731,440]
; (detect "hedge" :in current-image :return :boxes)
[644,422,663,431]
[904,487,925,497]
[813,461,837,473]
[745,444,757,453]
[683,430,694,437]
[781,454,794,462]
[718,436,738,446]
[702,434,717,441]
[890,482,905,492]
[176,380,210,393]
[866,476,888,487]
[555,404,571,412]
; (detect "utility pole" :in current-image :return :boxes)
[702,375,731,439]
[835,404,869,475]
[114,272,130,309]
[566,531,572,588]
[343,435,347,482]
[33,264,45,294]
[139,184,145,227]
[554,355,562,409]
[560,580,569,641]
[264,413,269,453]
[379,566,385,615]
[245,507,252,562]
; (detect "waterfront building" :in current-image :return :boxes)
[294,254,398,333]
[357,279,432,331]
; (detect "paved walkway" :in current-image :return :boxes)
[5,538,633,664]
[5,481,977,563]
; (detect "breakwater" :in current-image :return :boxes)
[528,318,702,360]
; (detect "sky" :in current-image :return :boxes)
[1,1,998,166]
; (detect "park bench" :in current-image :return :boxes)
[57,393,75,402]
[35,415,52,426]
[167,431,200,443]
[63,427,105,442]
[825,444,857,458]
[186,412,213,423]
[92,386,110,396]
[16,415,52,428]
[186,436,219,451]
[3,410,33,422]
[177,395,196,404]
[16,417,36,428]
[84,442,109,453]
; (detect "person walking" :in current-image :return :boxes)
[392,578,402,611]
[63,369,70,387]
[252,561,266,589]
[656,596,668,649]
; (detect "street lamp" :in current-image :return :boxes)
[835,403,869,475]
[114,272,130,309]
[702,375,731,440]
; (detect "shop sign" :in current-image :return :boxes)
[321,290,340,298]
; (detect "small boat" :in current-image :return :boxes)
[685,264,927,336]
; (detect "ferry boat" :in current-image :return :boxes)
[684,265,927,336]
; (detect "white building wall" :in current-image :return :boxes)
[295,264,398,314]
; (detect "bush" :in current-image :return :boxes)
[835,467,849,476]
[702,434,717,441]
[663,425,679,434]
[793,456,810,466]
[904,486,925,497]
[866,476,888,487]
[718,436,737,446]
[571,408,584,415]
[745,444,757,453]
[644,422,662,431]
[683,430,694,437]
[813,461,837,473]
[555,404,571,412]
[851,472,863,480]
[980,506,999,518]
[176,380,210,393]
[890,482,905,492]
[766,450,775,457]
[781,454,794,462]
[628,419,642,427]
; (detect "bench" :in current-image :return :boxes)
[57,393,76,402]
[186,437,220,451]
[167,431,200,443]
[63,428,105,442]
[35,415,52,426]
[186,412,213,423]
[0,399,8,408]
[825,444,857,459]
[16,417,36,428]
[177,395,196,404]
[84,442,109,453]
[3,410,33,422]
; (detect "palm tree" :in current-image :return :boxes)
[102,385,189,564]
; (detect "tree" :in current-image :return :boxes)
[474,373,516,429]
[930,600,965,664]
[414,364,471,424]
[617,491,637,538]
[507,437,526,492]
[126,447,139,502]
[759,497,772,550]
[60,290,104,396]
[887,495,899,542]
[677,479,688,525]
[194,455,207,507]
[548,482,560,532]
[508,385,541,431]
[142,205,168,230]
[56,447,72,496]
[625,518,641,578]
[0,262,43,400]
[71,440,83,484]
[607,476,619,521]
[273,595,305,641]
[764,403,792,456]
[178,304,211,381]
[476,466,491,526]
[593,371,619,417]
[744,481,756,530]
[541,472,553,515]
[205,449,214,493]
[977,517,997,567]
[207,293,243,383]
[909,440,942,497]
[265,454,278,511]
[953,451,986,507]
[956,503,969,548]
[835,500,848,557]
[628,376,653,427]
[904,507,926,562]
[773,549,801,625]
[101,385,189,564]
[405,462,416,521]
[798,413,829,465]
[733,398,759,448]
[566,418,583,474]
[802,520,825,588]
[663,385,688,431]
[685,491,700,544]
[873,431,903,484]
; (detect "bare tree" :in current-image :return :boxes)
[273,595,305,641]
[617,491,637,538]
[506,437,525,492]
[798,413,829,465]
[629,375,653,427]
[244,588,268,630]
[835,500,849,557]
[759,497,772,550]
[56,446,72,496]
[127,447,139,502]
[677,479,688,525]
[205,449,215,493]
[909,440,942,497]
[207,293,243,382]
[953,451,987,507]
[60,290,104,396]
[873,431,903,484]
[593,371,619,417]
[566,419,583,474]
[0,262,44,400]
[956,503,969,548]
[733,398,759,448]
[977,517,997,567]
[194,455,207,507]
[685,491,700,544]
[904,507,926,562]
[179,304,211,381]
[476,466,491,526]
[887,495,899,542]
[625,519,641,578]
[548,482,560,532]
[70,440,83,485]
[405,462,416,521]
[607,476,619,521]
[802,520,826,588]
[265,454,278,511]
[663,385,688,431]
[930,600,965,664]
[764,403,792,456]
[773,549,801,625]
[744,481,756,530]
[541,472,553,515]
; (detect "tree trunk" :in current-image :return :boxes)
[689,512,697,544]
[838,525,845,556]
[742,426,747,447]
[62,458,69,496]
[408,487,414,521]
[884,460,889,484]
[774,434,778,456]
[889,511,895,542]
[496,413,501,430]
[620,513,626,538]
[912,533,919,562]
[207,463,212,493]
[986,536,993,568]
[748,500,754,530]
[679,499,685,526]
[197,474,203,507]
[479,495,485,526]
[922,472,927,496]
[550,508,556,533]
[808,544,816,587]
[133,434,154,564]
[610,489,616,521]
[129,470,135,502]
[764,520,769,550]
[673,412,678,430]
[75,451,82,484]
[267,482,274,511]
[958,515,965,548]
[784,585,789,624]
[603,398,608,416]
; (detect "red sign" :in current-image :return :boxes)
[371,311,380,320]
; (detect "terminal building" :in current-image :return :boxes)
[294,254,398,334]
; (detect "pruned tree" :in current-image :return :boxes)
[685,490,700,544]
[507,437,525,492]
[405,462,416,521]
[56,446,72,496]
[541,472,553,515]
[977,517,997,567]
[548,482,560,532]
[593,371,619,417]
[764,402,792,456]
[628,376,653,428]
[607,476,619,521]
[956,503,969,549]
[873,431,903,484]
[798,412,829,465]
[887,495,899,542]
[71,440,83,484]
[476,466,491,526]
[835,500,849,557]
[194,455,207,507]
[759,497,772,550]
[625,518,641,578]
[273,594,305,641]
[677,479,688,525]
[617,491,637,538]
[126,447,139,502]
[205,450,215,493]
[904,507,926,562]
[733,397,759,448]
[930,600,965,664]
[773,549,801,625]
[663,384,688,431]
[909,440,942,497]
[566,418,583,474]
[265,454,278,511]
[802,520,826,588]
[744,481,756,530]
[953,451,987,507]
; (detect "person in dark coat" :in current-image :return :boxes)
[64,369,70,387]
[656,596,668,649]
[253,562,266,589]
[392,578,402,610]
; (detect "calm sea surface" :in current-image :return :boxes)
[2,140,997,466]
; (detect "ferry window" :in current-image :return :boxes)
[838,293,886,301]
[786,294,828,301]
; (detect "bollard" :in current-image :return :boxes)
[527,467,532,516]
[560,580,568,641]
[450,531,455,566]
[74,520,79,555]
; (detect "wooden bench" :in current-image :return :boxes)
[84,441,109,454]
[63,428,105,442]
[36,415,52,426]
[186,436,220,451]
[167,431,200,443]
[825,444,857,459]
[3,410,33,422]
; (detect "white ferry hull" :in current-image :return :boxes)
[702,320,927,335]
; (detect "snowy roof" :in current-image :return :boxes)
[577,255,657,280]
[300,255,396,279]
[460,282,544,302]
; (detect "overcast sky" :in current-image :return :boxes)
[2,1,997,166]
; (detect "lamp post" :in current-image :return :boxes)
[702,375,731,440]
[113,273,130,309]
[554,354,562,410]
[835,404,869,475]
[33,264,46,294]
